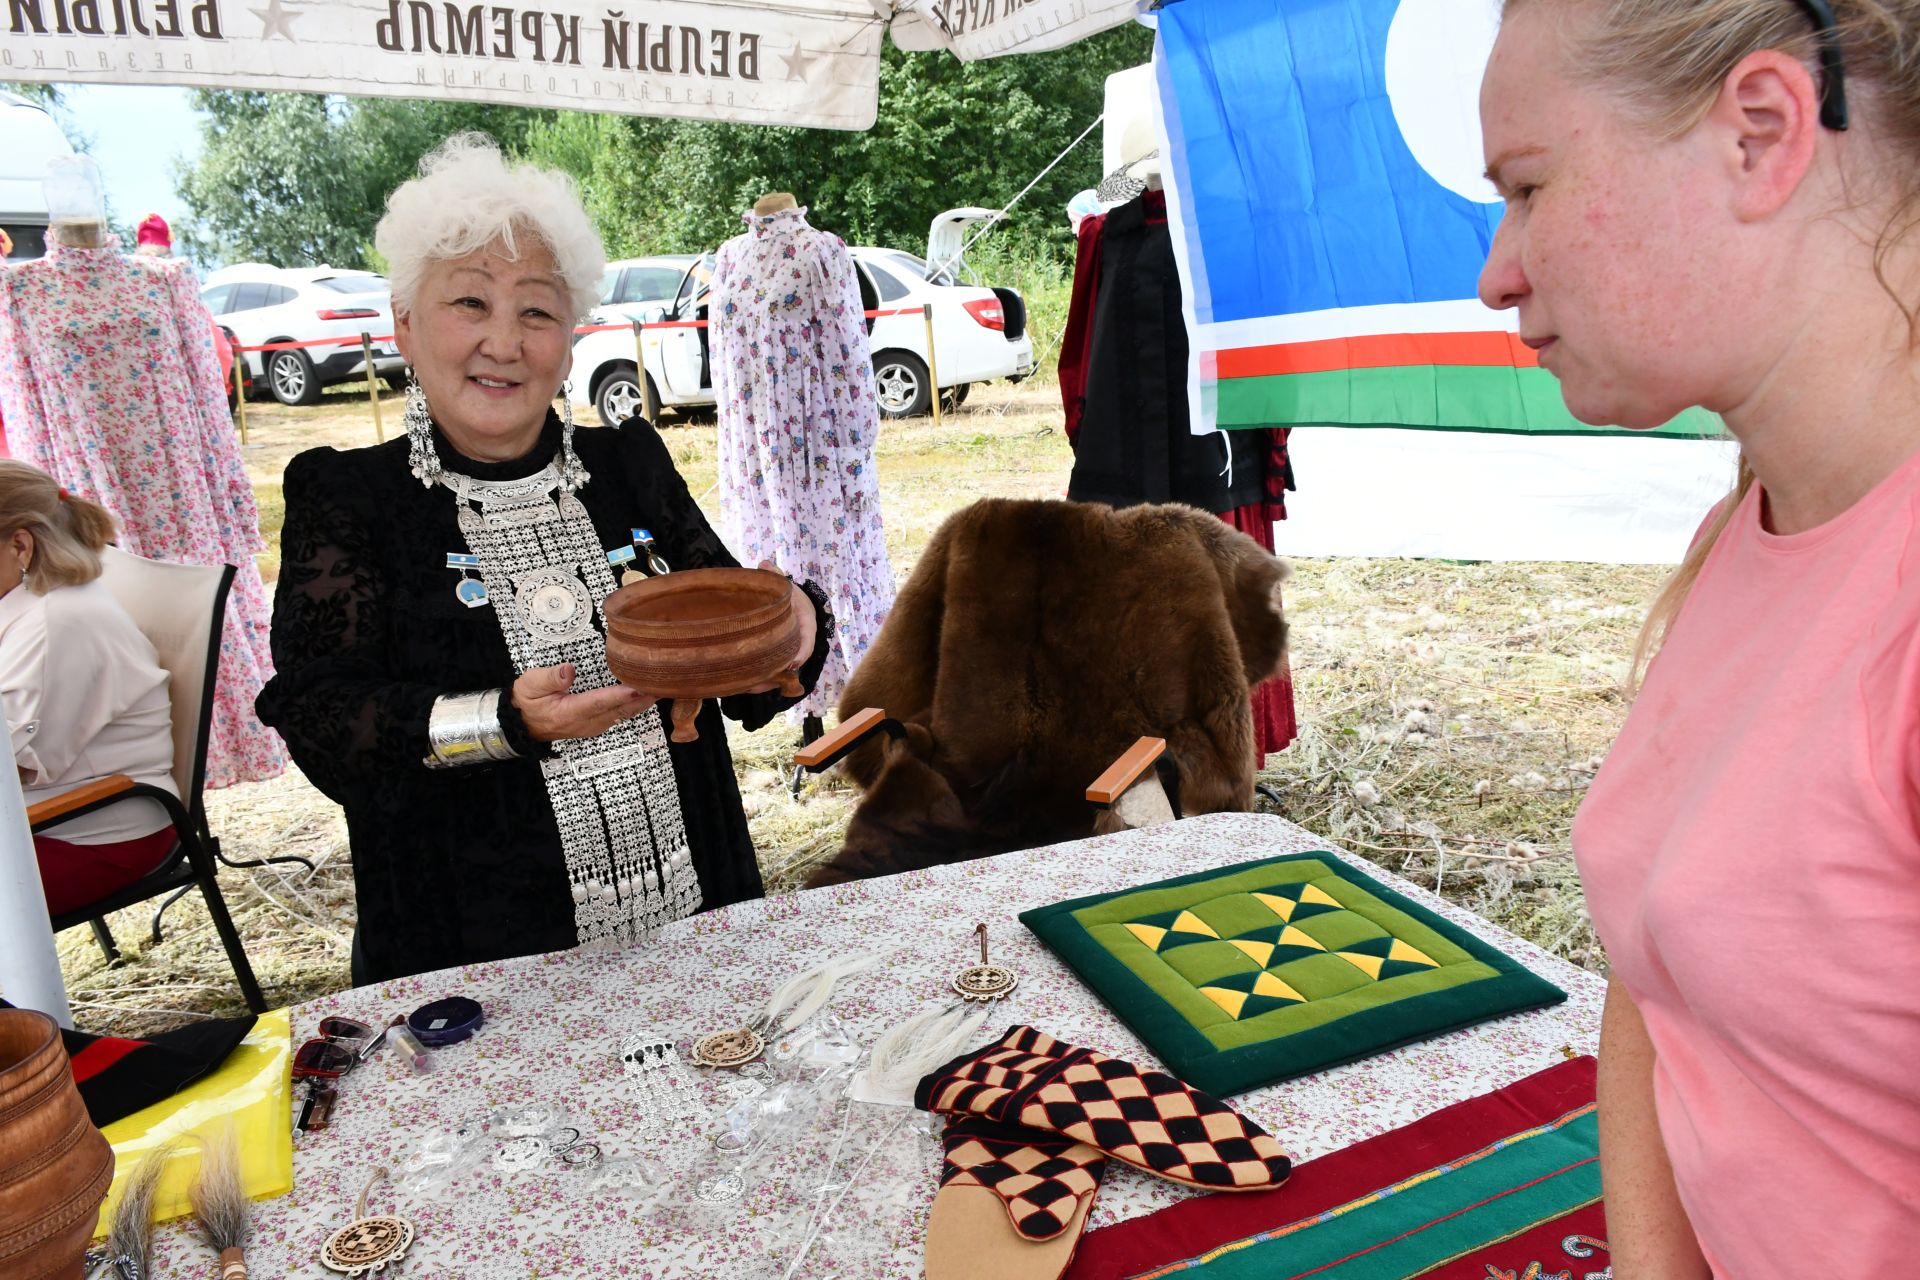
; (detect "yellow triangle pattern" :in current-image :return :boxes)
[1301,884,1342,909]
[1278,926,1326,952]
[1230,939,1276,967]
[1252,892,1298,921]
[1338,952,1385,980]
[1171,910,1219,938]
[1125,923,1168,951]
[1252,972,1307,1002]
[1388,939,1437,968]
[1201,987,1247,1018]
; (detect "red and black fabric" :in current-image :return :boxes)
[1058,212,1105,445]
[1064,191,1265,516]
[1063,1056,1604,1280]
[916,1025,1292,1192]
[940,1114,1109,1241]
[0,999,257,1127]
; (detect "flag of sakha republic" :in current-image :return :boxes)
[1152,0,1719,438]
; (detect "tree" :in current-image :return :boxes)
[175,92,549,267]
[2,82,61,106]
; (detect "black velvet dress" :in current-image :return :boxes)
[256,412,830,983]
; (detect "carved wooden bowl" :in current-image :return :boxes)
[604,567,802,743]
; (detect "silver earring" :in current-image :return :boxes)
[557,382,589,494]
[404,368,442,489]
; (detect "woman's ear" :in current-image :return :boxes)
[392,305,414,364]
[1705,49,1823,222]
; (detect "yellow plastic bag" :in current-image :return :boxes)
[92,1007,294,1235]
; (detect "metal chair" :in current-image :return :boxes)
[29,549,274,1013]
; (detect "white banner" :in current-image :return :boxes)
[890,0,1138,61]
[2,0,884,128]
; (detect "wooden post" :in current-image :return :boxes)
[632,320,659,422]
[230,347,249,447]
[922,302,943,426]
[360,333,386,443]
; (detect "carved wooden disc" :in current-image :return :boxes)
[321,1214,414,1276]
[691,1026,765,1068]
[952,964,1019,1002]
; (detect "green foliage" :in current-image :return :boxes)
[172,23,1150,275]
[3,82,62,106]
[176,91,550,267]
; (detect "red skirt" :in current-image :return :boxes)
[35,826,178,917]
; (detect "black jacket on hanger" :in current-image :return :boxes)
[1066,192,1264,515]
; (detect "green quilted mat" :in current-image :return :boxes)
[1019,853,1567,1097]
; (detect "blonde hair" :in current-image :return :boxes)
[1507,0,1920,684]
[0,461,117,592]
[375,133,606,324]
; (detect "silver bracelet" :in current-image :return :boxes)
[424,689,518,769]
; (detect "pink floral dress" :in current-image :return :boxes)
[711,209,894,719]
[0,239,286,788]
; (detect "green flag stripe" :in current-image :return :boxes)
[1214,365,1723,438]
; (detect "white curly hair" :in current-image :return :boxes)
[375,133,605,323]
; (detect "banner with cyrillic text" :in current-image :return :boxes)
[1,0,882,129]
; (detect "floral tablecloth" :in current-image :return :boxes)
[149,813,1602,1279]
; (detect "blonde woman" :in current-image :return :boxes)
[1477,1,1920,1275]
[0,461,177,914]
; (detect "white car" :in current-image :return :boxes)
[571,239,1034,427]
[593,254,702,324]
[201,265,405,405]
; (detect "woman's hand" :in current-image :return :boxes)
[512,663,656,743]
[743,562,817,694]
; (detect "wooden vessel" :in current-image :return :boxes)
[0,1009,114,1280]
[604,567,803,742]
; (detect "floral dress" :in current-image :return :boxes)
[0,239,286,787]
[710,208,894,720]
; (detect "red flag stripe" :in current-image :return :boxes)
[1214,332,1541,379]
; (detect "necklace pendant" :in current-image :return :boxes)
[455,576,489,608]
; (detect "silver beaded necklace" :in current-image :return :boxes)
[407,380,699,943]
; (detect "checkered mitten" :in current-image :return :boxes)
[938,1115,1108,1242]
[915,1025,1292,1191]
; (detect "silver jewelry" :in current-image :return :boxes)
[694,1172,745,1204]
[406,374,586,493]
[498,1102,565,1137]
[557,384,586,494]
[423,689,517,769]
[435,460,697,944]
[492,1136,550,1172]
[619,1035,699,1137]
[403,369,442,489]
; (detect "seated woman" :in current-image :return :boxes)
[258,135,829,985]
[0,462,178,915]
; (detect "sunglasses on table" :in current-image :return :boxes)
[292,1016,383,1080]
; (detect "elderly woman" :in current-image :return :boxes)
[258,136,829,984]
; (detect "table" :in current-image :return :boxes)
[149,813,1602,1278]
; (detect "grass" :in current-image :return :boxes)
[61,377,1655,1037]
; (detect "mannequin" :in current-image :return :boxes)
[0,158,287,785]
[709,191,895,760]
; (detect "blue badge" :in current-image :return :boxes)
[455,577,489,608]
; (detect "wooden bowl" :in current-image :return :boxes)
[604,567,803,742]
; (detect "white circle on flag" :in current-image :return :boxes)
[1384,0,1504,204]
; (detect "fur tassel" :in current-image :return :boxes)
[95,1143,175,1280]
[188,1128,252,1279]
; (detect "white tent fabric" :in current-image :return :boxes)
[0,0,1142,129]
[1273,429,1741,565]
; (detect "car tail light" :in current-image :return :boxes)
[961,298,1005,330]
[317,308,379,321]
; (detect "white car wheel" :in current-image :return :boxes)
[872,352,931,419]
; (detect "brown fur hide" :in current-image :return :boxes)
[803,498,1289,887]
